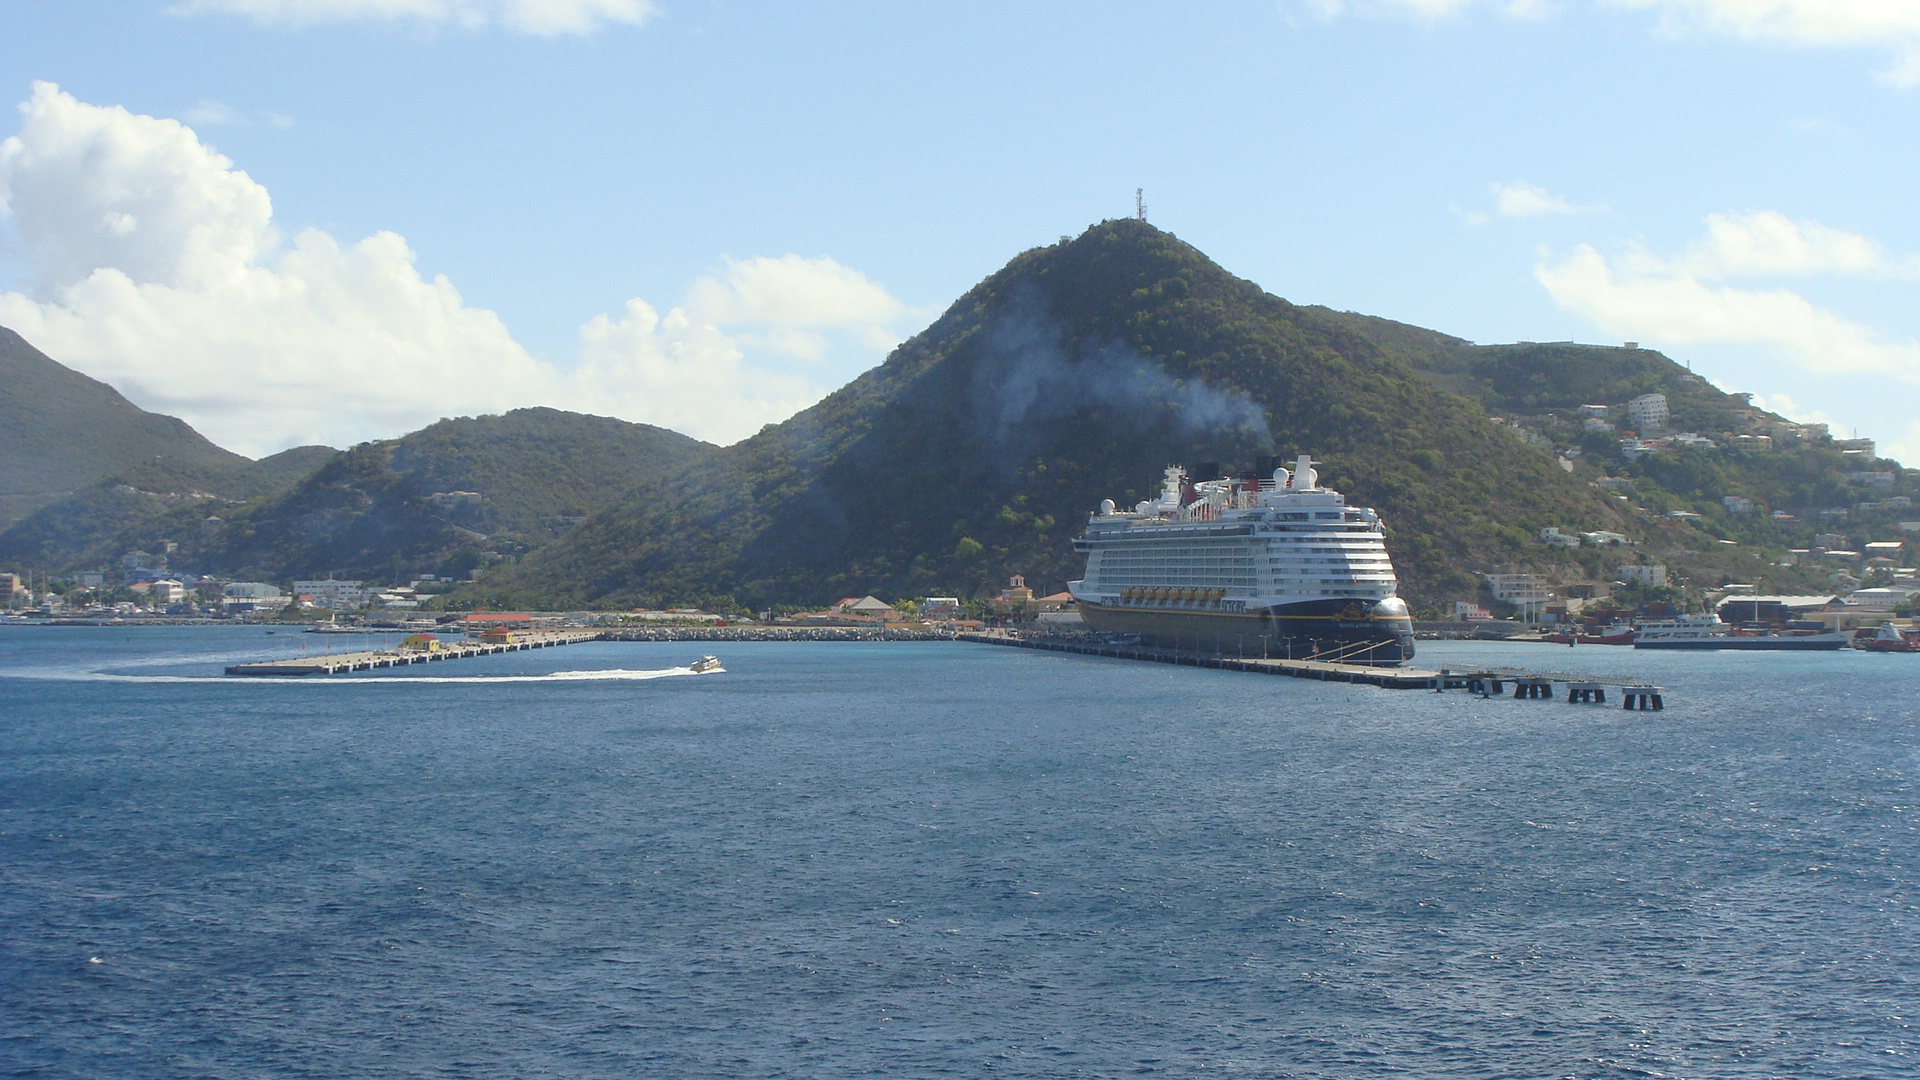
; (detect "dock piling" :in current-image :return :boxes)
[1622,686,1665,711]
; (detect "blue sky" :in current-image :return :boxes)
[2,0,1917,460]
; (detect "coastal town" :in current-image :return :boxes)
[9,385,1915,649]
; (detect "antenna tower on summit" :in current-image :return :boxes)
[1135,188,1148,222]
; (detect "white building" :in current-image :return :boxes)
[1486,573,1552,621]
[1617,564,1668,587]
[1539,527,1580,549]
[1618,438,1658,461]
[220,581,285,612]
[1721,496,1753,514]
[1625,393,1670,432]
[292,580,372,609]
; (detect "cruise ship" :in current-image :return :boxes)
[1068,454,1415,665]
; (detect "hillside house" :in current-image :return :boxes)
[1625,393,1669,432]
[1617,565,1668,587]
[990,575,1038,618]
[841,596,898,620]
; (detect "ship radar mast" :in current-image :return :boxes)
[1160,465,1186,507]
[1290,454,1318,490]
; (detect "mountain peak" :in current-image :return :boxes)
[474,226,1628,612]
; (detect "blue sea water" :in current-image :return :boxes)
[2,626,1916,1079]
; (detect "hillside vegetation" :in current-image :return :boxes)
[463,221,1636,613]
[0,327,254,526]
[10,224,1909,614]
[192,408,716,582]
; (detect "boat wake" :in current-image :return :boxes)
[7,666,715,685]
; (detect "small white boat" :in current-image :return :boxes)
[689,655,722,673]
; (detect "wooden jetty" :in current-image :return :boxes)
[224,629,602,676]
[960,633,1668,708]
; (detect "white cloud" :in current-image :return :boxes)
[0,83,905,455]
[1614,1,1920,85]
[1492,181,1590,218]
[182,100,249,126]
[1,83,276,292]
[1745,392,1830,426]
[1672,210,1909,278]
[1307,1,1920,85]
[1883,419,1920,470]
[169,0,655,35]
[682,255,905,330]
[1536,234,1920,382]
[1300,0,1541,18]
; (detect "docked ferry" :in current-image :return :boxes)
[1633,614,1851,650]
[1068,454,1414,665]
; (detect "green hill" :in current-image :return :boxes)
[191,408,716,583]
[0,339,713,583]
[1317,311,1918,597]
[0,327,253,526]
[464,220,1639,613]
[0,445,338,574]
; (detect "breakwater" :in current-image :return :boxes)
[598,626,956,643]
[960,632,1667,705]
[224,630,602,675]
[220,625,1667,706]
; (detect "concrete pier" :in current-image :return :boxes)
[959,632,1671,705]
[224,630,602,676]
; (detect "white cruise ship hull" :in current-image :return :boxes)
[1070,455,1415,666]
[1077,595,1415,665]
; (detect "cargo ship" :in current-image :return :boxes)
[1068,454,1414,665]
